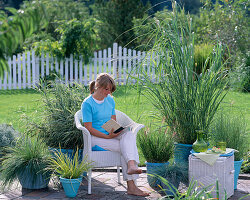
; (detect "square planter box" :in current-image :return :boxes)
[189,154,234,199]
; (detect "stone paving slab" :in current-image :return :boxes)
[0,172,249,200]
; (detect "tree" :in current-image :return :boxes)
[0,2,48,77]
[91,0,151,49]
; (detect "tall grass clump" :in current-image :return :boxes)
[138,125,174,163]
[135,1,228,144]
[25,79,87,149]
[0,135,51,189]
[210,112,249,161]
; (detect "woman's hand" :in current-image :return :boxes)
[107,128,121,139]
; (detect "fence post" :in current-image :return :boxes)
[8,57,12,89]
[113,43,118,80]
[17,54,21,89]
[22,52,26,89]
[123,47,127,85]
[27,52,31,88]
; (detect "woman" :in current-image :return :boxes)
[81,73,149,197]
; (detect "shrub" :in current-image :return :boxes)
[25,80,87,149]
[138,125,174,163]
[241,152,250,174]
[210,112,249,161]
[0,124,19,158]
[230,52,250,92]
[136,2,228,144]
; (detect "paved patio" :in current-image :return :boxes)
[0,169,249,200]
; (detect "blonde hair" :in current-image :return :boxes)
[89,73,116,94]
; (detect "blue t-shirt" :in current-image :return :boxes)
[81,95,116,135]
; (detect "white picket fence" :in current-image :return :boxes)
[0,43,157,90]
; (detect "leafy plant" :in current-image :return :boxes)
[136,1,228,144]
[91,0,151,49]
[49,147,92,179]
[210,112,249,161]
[241,152,250,174]
[25,80,87,149]
[156,177,223,200]
[0,124,19,158]
[138,125,174,163]
[0,135,51,189]
[0,2,48,77]
[57,18,99,62]
[230,52,250,92]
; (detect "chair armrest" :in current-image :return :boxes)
[131,123,145,135]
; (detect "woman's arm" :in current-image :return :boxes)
[84,121,120,139]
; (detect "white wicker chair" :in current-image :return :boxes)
[74,109,144,194]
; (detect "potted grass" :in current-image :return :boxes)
[135,2,228,166]
[48,147,92,198]
[138,125,175,194]
[0,135,51,189]
[210,112,249,190]
[24,80,87,160]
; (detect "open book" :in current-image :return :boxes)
[101,119,133,134]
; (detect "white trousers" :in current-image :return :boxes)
[91,131,140,181]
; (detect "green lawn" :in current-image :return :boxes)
[0,87,249,165]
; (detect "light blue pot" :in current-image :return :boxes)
[234,159,243,190]
[60,177,82,198]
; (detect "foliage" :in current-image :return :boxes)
[0,2,48,77]
[48,147,92,179]
[136,2,228,144]
[210,111,249,161]
[0,124,19,158]
[21,0,89,40]
[229,52,250,92]
[241,152,250,174]
[0,135,51,189]
[91,0,151,49]
[158,178,228,200]
[194,43,214,74]
[148,163,188,192]
[138,125,174,163]
[20,0,96,61]
[24,80,87,149]
[56,18,99,62]
[193,0,249,67]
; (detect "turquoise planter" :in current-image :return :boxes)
[174,143,192,165]
[60,177,82,198]
[18,168,51,189]
[234,159,243,190]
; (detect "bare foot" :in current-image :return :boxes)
[127,187,150,196]
[127,166,142,175]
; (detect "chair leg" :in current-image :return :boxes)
[88,169,92,194]
[117,166,121,184]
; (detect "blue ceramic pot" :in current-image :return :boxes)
[234,159,244,190]
[174,143,193,165]
[60,177,82,198]
[18,167,51,189]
